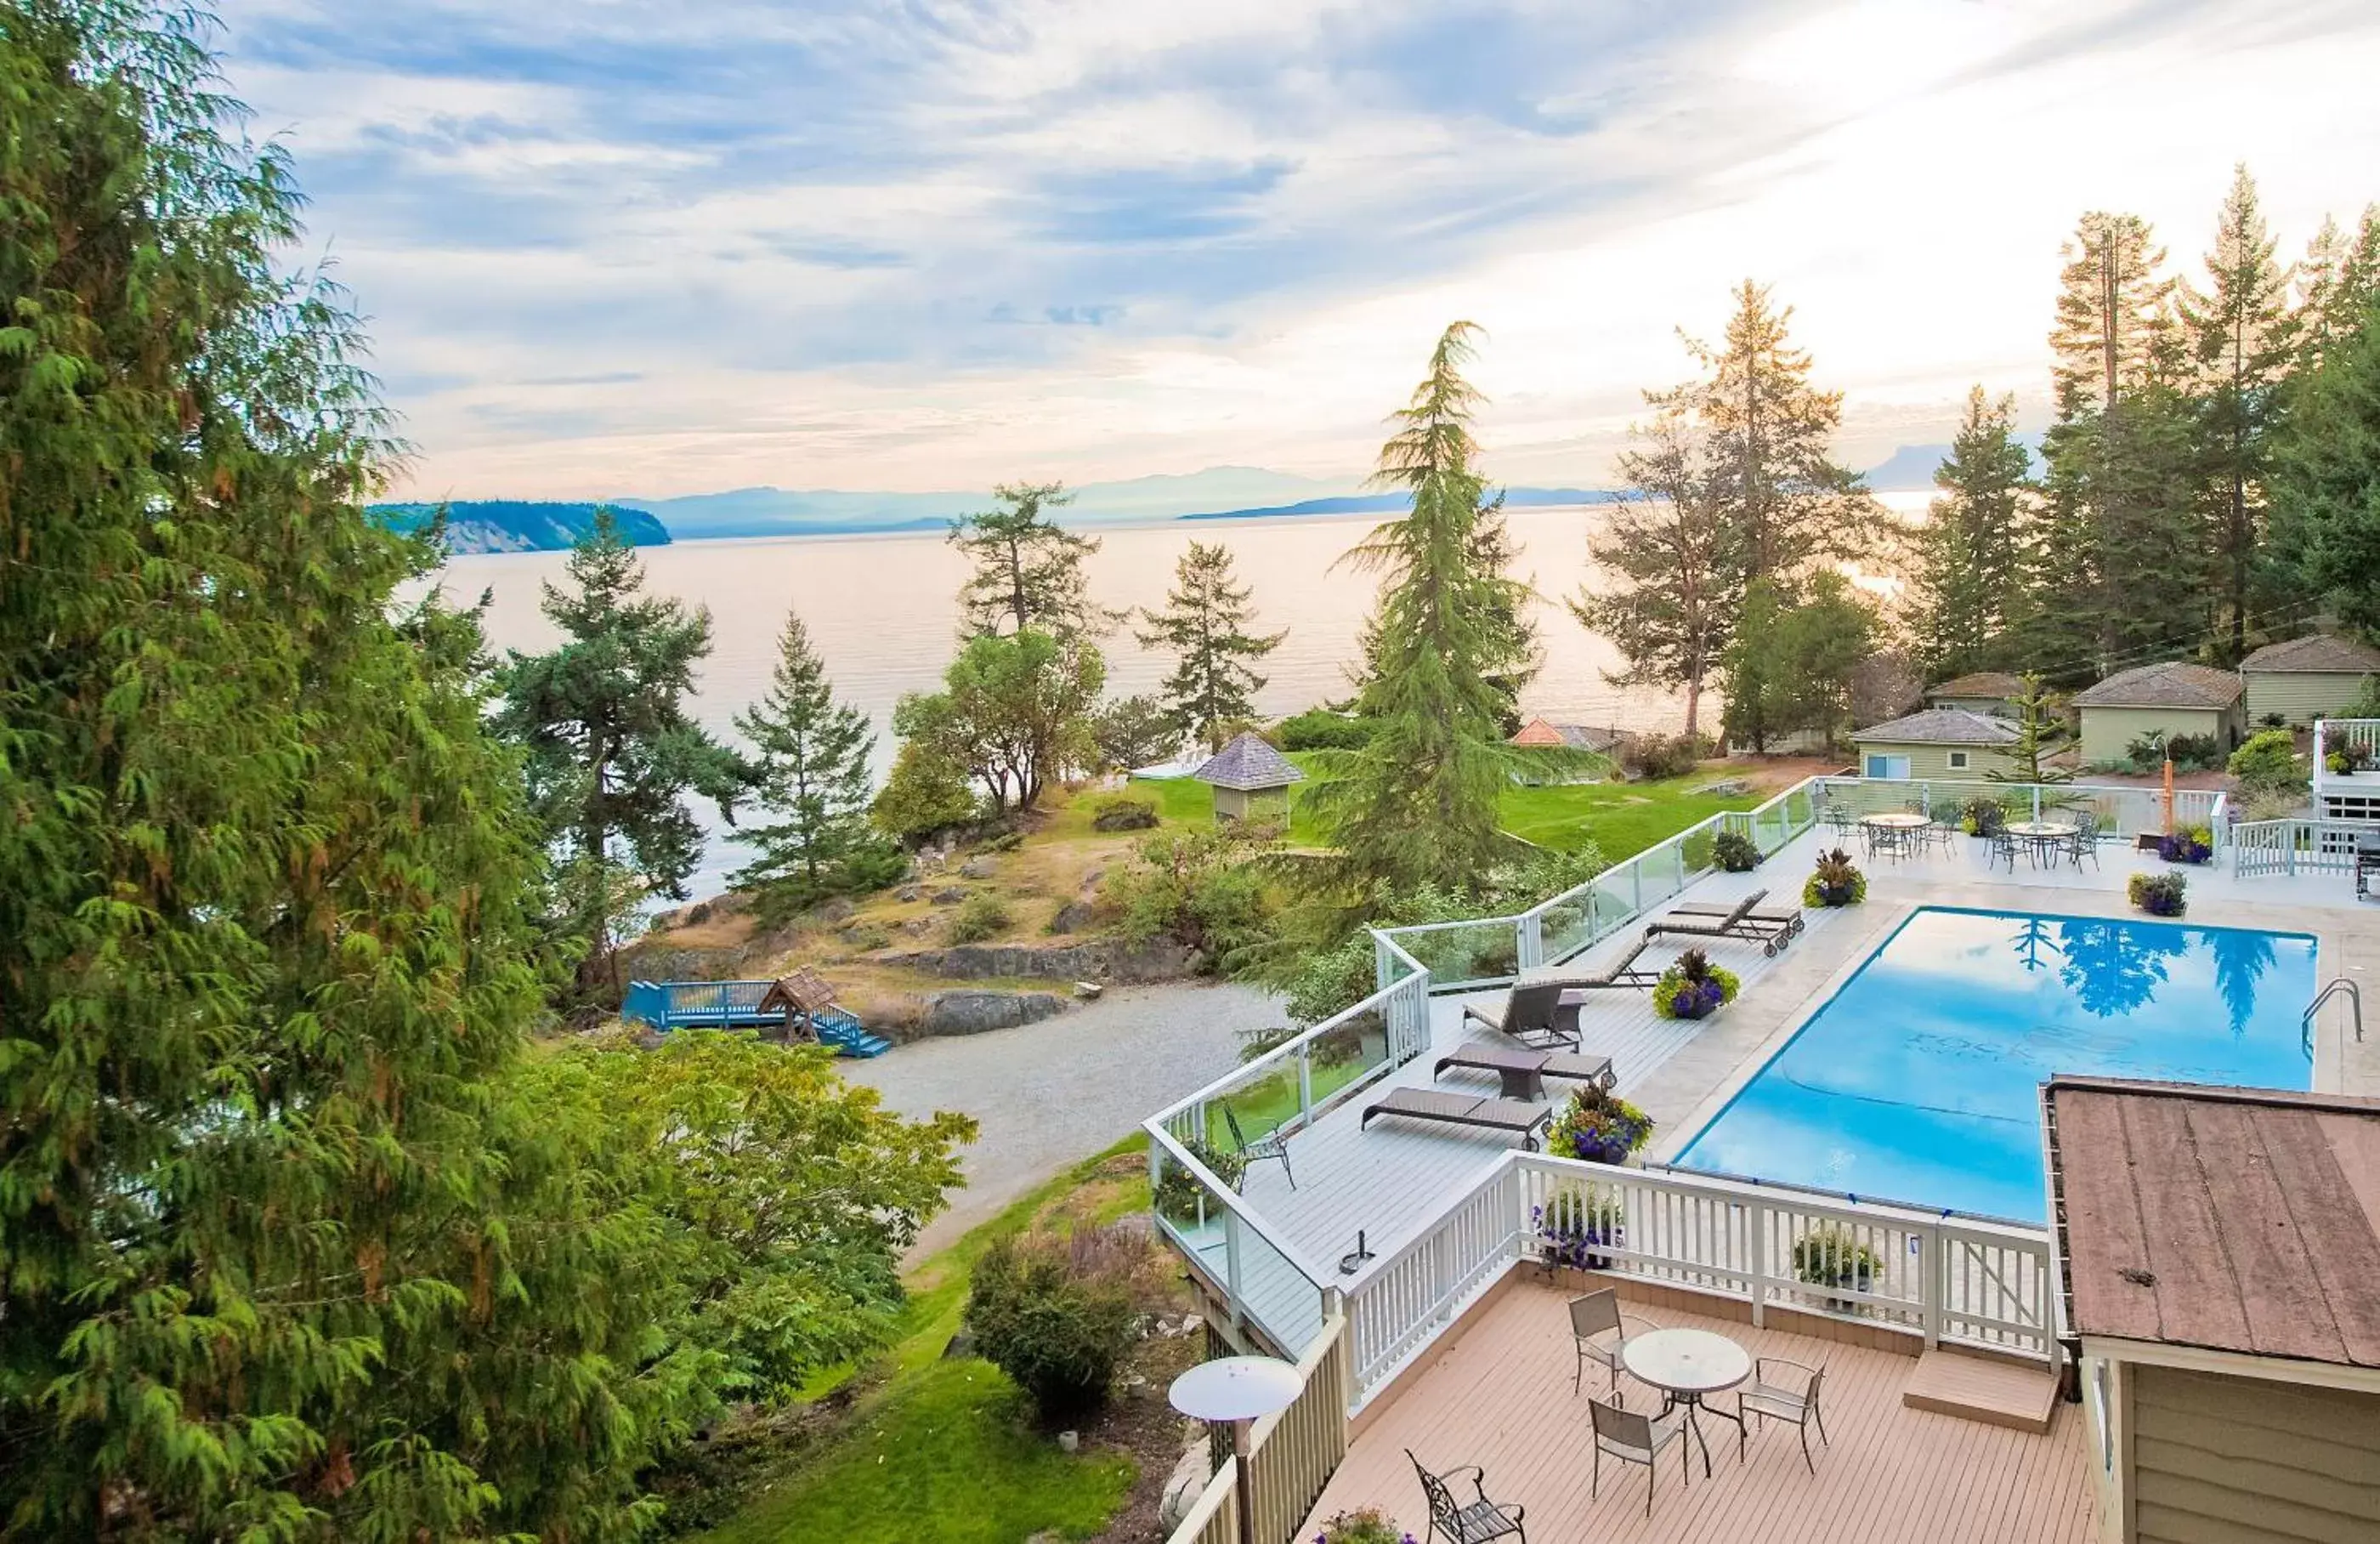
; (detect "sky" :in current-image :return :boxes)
[214,0,2380,502]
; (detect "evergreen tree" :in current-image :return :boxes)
[1573,402,1734,738]
[1466,497,1545,730]
[497,511,750,991]
[1301,322,1531,898]
[1136,540,1285,752]
[0,8,706,1534]
[2037,212,2205,673]
[1688,280,1878,584]
[1986,675,2075,785]
[949,480,1121,640]
[2179,166,2298,657]
[2270,303,2380,635]
[732,606,898,919]
[2296,207,2380,370]
[1721,575,1876,752]
[1908,389,2038,678]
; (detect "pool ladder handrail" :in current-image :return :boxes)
[2301,976,2364,1059]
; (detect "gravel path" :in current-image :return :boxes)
[841,980,1284,1257]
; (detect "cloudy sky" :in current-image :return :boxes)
[216,0,2380,501]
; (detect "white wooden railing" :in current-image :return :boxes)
[2231,816,2380,877]
[2314,718,2380,798]
[1340,1153,2053,1405]
[1165,1311,1352,1544]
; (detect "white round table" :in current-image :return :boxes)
[1620,1327,1752,1476]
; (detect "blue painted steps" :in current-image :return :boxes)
[620,979,891,1058]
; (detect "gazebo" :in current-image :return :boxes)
[1192,732,1305,825]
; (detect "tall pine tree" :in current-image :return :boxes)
[0,7,708,1535]
[1136,540,1285,753]
[1908,389,2038,678]
[2295,207,2380,371]
[949,480,1121,640]
[1303,322,1529,899]
[497,511,750,990]
[2270,294,2380,636]
[2179,165,2297,657]
[732,606,898,919]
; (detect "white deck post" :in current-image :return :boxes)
[1748,1201,1766,1328]
[1920,1222,1941,1348]
[1517,910,1544,972]
[1224,1209,1246,1333]
[1298,1045,1312,1127]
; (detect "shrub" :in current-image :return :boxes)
[1103,826,1276,963]
[966,1219,1162,1419]
[986,830,1026,852]
[1275,707,1374,752]
[945,893,1012,943]
[1621,732,1702,781]
[1680,829,1718,871]
[1711,828,1760,871]
[1791,1225,1882,1290]
[1089,792,1160,832]
[2128,870,2188,917]
[2227,728,2306,796]
[1652,947,1739,1019]
[1802,848,1867,907]
[1544,1088,1656,1165]
[1155,1138,1247,1218]
[1314,1507,1414,1544]
[1535,1183,1626,1269]
[873,741,982,842]
[2156,825,2213,866]
[2164,732,2222,772]
[842,922,892,951]
[1958,796,2011,837]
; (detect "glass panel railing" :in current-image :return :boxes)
[1151,1137,1328,1356]
[1386,917,1523,987]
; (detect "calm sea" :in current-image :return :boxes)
[438,497,1917,897]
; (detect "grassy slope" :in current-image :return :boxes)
[692,1141,1152,1544]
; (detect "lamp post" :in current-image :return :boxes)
[1168,1354,1303,1544]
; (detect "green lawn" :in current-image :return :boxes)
[693,1141,1150,1544]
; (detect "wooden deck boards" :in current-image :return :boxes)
[1312,1284,2100,1543]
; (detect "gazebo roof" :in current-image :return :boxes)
[1193,732,1306,792]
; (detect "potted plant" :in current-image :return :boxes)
[1791,1224,1882,1312]
[1711,828,1760,872]
[1313,1507,1414,1544]
[1652,947,1740,1020]
[1533,1182,1626,1271]
[2128,870,2189,917]
[2155,824,2213,866]
[1958,796,2008,837]
[1802,847,1867,907]
[1544,1087,1655,1166]
[1155,1137,1248,1223]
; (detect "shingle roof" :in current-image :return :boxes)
[1850,707,2020,746]
[1926,672,2028,701]
[1192,731,1306,792]
[2069,661,2244,710]
[2043,1078,2380,1369]
[1510,718,1627,752]
[2239,633,2380,675]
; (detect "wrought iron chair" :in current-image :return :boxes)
[1222,1104,1294,1190]
[1407,1449,1527,1543]
[1568,1289,1658,1404]
[1589,1399,1691,1516]
[2064,812,2100,871]
[1737,1357,1829,1473]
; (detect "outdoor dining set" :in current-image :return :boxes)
[1825,799,2101,873]
[1408,1287,1828,1535]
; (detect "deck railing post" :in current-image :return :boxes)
[1748,1201,1766,1328]
[1224,1209,1246,1335]
[2032,785,2043,822]
[1517,910,1544,973]
[1920,1223,1941,1348]
[1298,1047,1312,1129]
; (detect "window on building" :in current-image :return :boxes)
[1946,750,1970,771]
[1864,753,1911,780]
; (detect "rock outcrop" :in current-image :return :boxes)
[882,939,1199,985]
[919,991,1067,1036]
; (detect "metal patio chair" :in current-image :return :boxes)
[1737,1357,1829,1473]
[1408,1450,1527,1544]
[1221,1104,1293,1190]
[1590,1398,1692,1516]
[1570,1289,1658,1405]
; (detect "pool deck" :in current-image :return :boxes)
[1193,825,2380,1355]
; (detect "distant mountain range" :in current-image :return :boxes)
[388,448,2007,553]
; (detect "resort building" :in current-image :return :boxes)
[2070,663,2247,767]
[2240,633,2380,726]
[1924,670,2028,718]
[1193,731,1305,824]
[2043,1077,2380,1543]
[1850,707,2020,779]
[1145,763,2380,1544]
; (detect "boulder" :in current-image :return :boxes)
[895,883,921,903]
[920,991,1067,1036]
[1157,1440,1216,1532]
[958,856,999,879]
[930,887,969,905]
[1074,980,1103,1000]
[1046,900,1096,934]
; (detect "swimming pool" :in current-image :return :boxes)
[1670,906,2316,1223]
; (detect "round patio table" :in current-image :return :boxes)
[2004,820,2079,839]
[1620,1327,1751,1478]
[1860,810,1930,859]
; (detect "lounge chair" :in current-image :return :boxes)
[1361,1087,1550,1149]
[1660,897,1805,943]
[1643,889,1795,956]
[1459,972,1580,1051]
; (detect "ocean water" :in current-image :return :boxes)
[1670,906,2318,1223]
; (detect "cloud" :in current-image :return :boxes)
[212,0,2380,497]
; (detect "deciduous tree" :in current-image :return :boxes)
[893,631,1105,814]
[1136,540,1284,752]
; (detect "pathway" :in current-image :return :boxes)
[842,979,1284,1256]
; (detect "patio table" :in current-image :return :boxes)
[1621,1327,1751,1478]
[1861,811,1930,858]
[1436,1042,1549,1100]
[2006,820,2079,868]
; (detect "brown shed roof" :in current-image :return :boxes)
[1926,672,2028,701]
[2043,1077,2380,1370]
[2239,633,2380,675]
[2069,661,2245,710]
[1851,707,2020,746]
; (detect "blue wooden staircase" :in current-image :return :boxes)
[620,979,892,1058]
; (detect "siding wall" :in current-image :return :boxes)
[1850,740,2017,781]
[2245,671,2375,726]
[1930,693,2018,718]
[2077,706,2237,766]
[2131,1364,2380,1543]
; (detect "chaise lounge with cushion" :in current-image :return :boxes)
[1459,949,1657,1052]
[1659,894,1805,945]
[1361,1087,1551,1149]
[1642,889,1797,956]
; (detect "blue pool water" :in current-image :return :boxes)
[1671,907,2316,1223]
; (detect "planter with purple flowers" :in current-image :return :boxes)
[1651,947,1740,1020]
